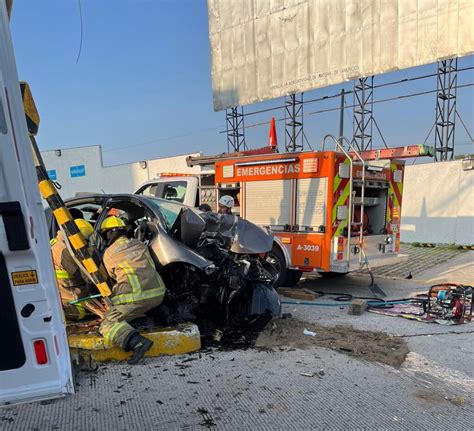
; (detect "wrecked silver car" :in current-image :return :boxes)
[46,194,281,329]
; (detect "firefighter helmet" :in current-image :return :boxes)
[218,195,234,209]
[100,216,126,232]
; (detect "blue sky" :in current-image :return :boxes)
[11,0,473,166]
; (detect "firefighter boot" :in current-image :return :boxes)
[126,333,153,365]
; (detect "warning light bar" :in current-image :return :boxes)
[235,158,298,167]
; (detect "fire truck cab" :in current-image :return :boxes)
[136,138,418,287]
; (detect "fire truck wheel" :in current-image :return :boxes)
[317,271,348,278]
[266,244,288,288]
[285,269,303,287]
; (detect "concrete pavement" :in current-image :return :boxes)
[2,251,473,430]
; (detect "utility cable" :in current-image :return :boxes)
[76,0,83,64]
[456,110,474,143]
[242,65,474,118]
[103,125,222,153]
[236,83,474,131]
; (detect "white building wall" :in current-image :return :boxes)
[400,159,474,245]
[146,155,202,178]
[41,146,104,198]
[41,145,200,198]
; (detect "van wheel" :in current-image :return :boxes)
[285,269,303,287]
[265,245,287,288]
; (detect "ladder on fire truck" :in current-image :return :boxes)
[187,142,433,167]
[322,135,368,271]
[320,135,434,293]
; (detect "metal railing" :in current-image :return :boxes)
[321,135,366,266]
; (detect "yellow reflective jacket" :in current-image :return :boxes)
[50,232,87,301]
[103,236,166,305]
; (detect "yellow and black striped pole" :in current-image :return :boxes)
[21,82,112,298]
[33,139,112,297]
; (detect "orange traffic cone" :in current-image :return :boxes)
[268,117,278,149]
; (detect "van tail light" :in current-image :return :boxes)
[33,339,48,365]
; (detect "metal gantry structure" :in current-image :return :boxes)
[434,58,458,161]
[352,77,374,152]
[284,93,305,152]
[225,107,247,152]
[222,57,470,158]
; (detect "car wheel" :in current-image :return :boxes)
[285,269,303,287]
[265,245,287,288]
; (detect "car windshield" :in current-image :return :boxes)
[146,197,186,231]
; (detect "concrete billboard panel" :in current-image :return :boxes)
[208,0,474,111]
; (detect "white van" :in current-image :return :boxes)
[0,1,73,406]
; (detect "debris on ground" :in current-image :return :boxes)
[66,319,101,335]
[347,299,368,315]
[255,317,409,367]
[449,395,466,406]
[197,408,216,428]
[414,389,449,405]
[368,283,472,325]
[300,369,325,378]
[303,329,317,336]
[199,321,259,350]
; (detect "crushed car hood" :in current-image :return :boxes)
[180,209,273,255]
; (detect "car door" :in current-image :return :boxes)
[47,197,108,239]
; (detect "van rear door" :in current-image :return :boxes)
[0,1,73,406]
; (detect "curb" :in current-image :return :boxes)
[69,323,201,362]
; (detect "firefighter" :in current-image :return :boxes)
[99,216,166,365]
[50,218,94,320]
[198,203,212,212]
[218,195,234,215]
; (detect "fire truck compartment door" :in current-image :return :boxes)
[295,177,327,229]
[244,179,291,227]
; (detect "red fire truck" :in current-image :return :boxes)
[136,136,433,287]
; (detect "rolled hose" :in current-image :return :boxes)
[280,299,413,307]
[280,284,474,309]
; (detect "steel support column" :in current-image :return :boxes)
[225,107,247,152]
[434,58,458,161]
[352,77,374,152]
[285,93,304,152]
